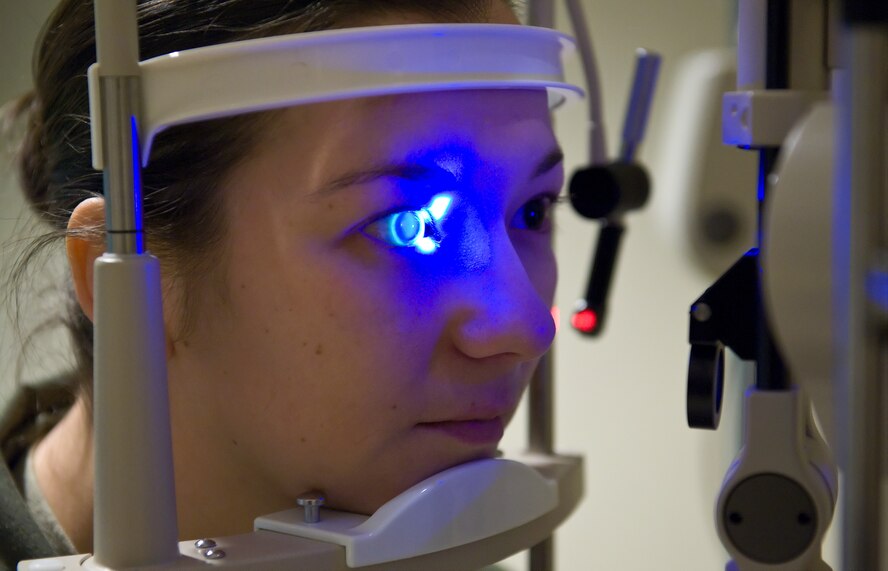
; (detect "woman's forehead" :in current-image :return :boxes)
[261,89,557,193]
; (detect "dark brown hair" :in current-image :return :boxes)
[6,0,513,405]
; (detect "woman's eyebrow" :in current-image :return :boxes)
[312,147,563,198]
[312,163,434,197]
[532,148,564,179]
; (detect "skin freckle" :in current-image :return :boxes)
[315,344,324,356]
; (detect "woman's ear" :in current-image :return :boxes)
[66,197,106,322]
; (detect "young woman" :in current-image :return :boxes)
[0,0,564,564]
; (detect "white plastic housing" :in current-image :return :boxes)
[717,388,837,571]
[88,24,583,169]
[722,90,827,148]
[763,103,836,446]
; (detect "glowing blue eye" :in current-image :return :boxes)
[389,211,425,246]
[364,193,454,255]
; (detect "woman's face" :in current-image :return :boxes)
[167,29,563,520]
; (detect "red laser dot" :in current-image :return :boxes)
[571,309,598,333]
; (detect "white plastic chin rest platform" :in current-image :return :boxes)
[19,452,583,570]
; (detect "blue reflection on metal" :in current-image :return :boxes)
[131,116,142,221]
[131,115,145,253]
[866,269,888,311]
[382,193,453,254]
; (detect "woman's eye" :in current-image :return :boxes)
[362,194,453,254]
[513,194,561,232]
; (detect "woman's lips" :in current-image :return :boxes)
[417,417,505,444]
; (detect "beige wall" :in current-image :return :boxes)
[0,0,74,390]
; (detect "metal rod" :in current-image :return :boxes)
[836,21,887,571]
[755,149,790,391]
[92,1,180,566]
[754,0,791,392]
[94,0,144,255]
[527,0,555,29]
[528,335,554,570]
[529,535,555,571]
[529,350,555,454]
[618,49,661,162]
[527,4,559,569]
[765,0,790,90]
[564,0,608,165]
[98,77,144,255]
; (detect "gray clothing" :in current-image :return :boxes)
[0,380,76,570]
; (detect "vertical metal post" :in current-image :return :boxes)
[528,352,555,571]
[527,4,557,568]
[755,0,792,393]
[834,15,887,570]
[529,352,555,455]
[92,0,180,566]
[527,0,556,29]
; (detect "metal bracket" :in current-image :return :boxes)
[723,90,828,147]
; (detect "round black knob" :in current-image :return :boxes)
[569,162,650,220]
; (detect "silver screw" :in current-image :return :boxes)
[297,492,325,524]
[203,548,226,559]
[194,538,217,549]
[692,303,713,322]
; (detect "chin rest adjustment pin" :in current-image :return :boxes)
[297,492,326,523]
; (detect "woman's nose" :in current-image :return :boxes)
[447,234,556,363]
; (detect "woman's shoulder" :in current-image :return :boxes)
[0,376,76,569]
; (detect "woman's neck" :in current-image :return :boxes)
[34,389,295,553]
[33,396,95,553]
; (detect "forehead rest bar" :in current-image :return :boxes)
[88,23,583,169]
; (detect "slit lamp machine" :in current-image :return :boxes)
[18,0,887,569]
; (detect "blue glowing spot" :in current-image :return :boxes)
[415,236,438,254]
[427,195,452,222]
[434,154,465,180]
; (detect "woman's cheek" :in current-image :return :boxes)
[511,233,557,302]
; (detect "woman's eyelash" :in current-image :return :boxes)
[539,191,566,206]
[513,192,564,232]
